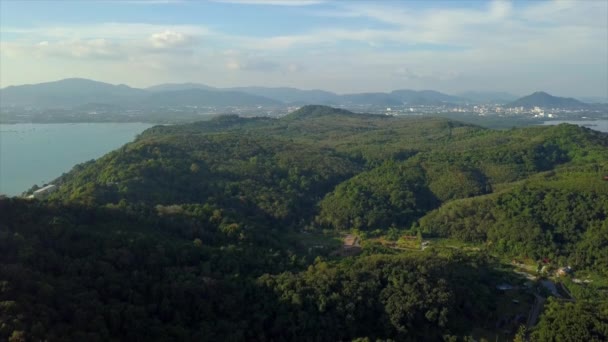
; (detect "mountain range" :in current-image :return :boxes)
[457,91,519,104]
[0,78,277,108]
[0,78,599,109]
[506,91,589,109]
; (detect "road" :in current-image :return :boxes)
[526,294,546,329]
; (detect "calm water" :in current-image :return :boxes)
[541,120,608,133]
[0,123,153,196]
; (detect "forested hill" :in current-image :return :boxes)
[2,105,608,341]
[45,105,608,267]
[47,105,608,265]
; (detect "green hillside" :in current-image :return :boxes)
[3,105,608,341]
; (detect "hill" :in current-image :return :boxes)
[391,89,465,105]
[4,105,608,340]
[0,78,147,108]
[282,104,377,119]
[340,92,403,106]
[5,78,597,113]
[145,82,217,92]
[0,199,504,340]
[49,106,608,235]
[0,78,492,109]
[0,78,280,109]
[43,106,608,273]
[222,88,464,106]
[140,88,280,107]
[458,91,519,104]
[227,86,340,104]
[578,96,608,104]
[507,91,589,108]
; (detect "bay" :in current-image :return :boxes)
[0,123,153,196]
[541,119,608,133]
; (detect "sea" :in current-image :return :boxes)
[0,123,153,196]
[541,119,608,133]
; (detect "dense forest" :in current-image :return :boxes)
[2,105,607,341]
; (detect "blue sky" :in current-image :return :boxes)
[1,0,606,97]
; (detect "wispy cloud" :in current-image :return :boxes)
[118,0,185,4]
[3,39,126,60]
[1,23,210,40]
[149,30,194,49]
[212,0,323,6]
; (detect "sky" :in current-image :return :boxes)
[0,0,607,97]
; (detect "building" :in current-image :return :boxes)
[341,234,362,256]
[32,184,57,199]
[343,234,358,248]
[557,266,573,277]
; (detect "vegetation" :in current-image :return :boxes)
[532,299,608,341]
[419,173,608,273]
[3,105,608,340]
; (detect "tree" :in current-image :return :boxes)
[513,325,526,342]
[387,227,400,241]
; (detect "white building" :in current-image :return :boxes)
[32,184,57,199]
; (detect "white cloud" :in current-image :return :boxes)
[488,0,512,19]
[0,1,605,96]
[149,30,193,48]
[225,60,241,70]
[2,24,206,60]
[224,57,282,72]
[286,63,304,73]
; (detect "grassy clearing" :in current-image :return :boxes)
[562,273,608,301]
[425,237,483,250]
[284,230,342,254]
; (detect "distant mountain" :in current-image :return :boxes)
[73,102,126,111]
[340,93,403,106]
[507,91,589,109]
[457,91,519,104]
[0,78,147,108]
[4,78,596,111]
[578,96,608,104]
[390,89,465,105]
[141,89,280,107]
[228,86,340,104]
[283,105,362,120]
[146,83,217,92]
[334,89,465,106]
[230,88,465,106]
[229,88,532,106]
[0,79,279,109]
[221,87,467,106]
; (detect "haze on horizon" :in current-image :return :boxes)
[0,0,606,98]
